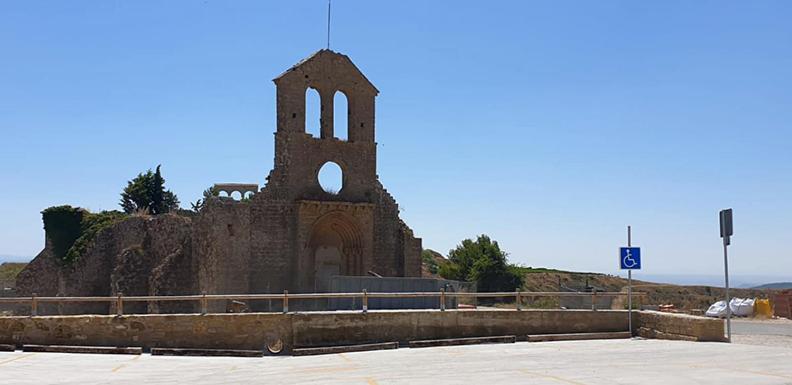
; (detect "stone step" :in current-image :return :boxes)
[409,335,517,348]
[292,342,399,356]
[150,348,263,357]
[527,331,632,342]
[22,345,142,355]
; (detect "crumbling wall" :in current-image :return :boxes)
[16,215,195,315]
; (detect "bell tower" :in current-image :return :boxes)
[270,49,379,203]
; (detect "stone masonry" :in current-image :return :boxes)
[15,50,422,313]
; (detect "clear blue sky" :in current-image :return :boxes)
[1,1,791,281]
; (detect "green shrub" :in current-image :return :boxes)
[64,211,127,264]
[120,165,179,214]
[41,205,85,262]
[41,206,127,265]
[440,234,524,292]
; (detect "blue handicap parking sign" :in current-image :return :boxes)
[620,247,641,270]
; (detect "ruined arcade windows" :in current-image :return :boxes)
[304,86,350,141]
[318,161,343,195]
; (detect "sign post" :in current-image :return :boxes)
[720,208,733,342]
[620,226,641,337]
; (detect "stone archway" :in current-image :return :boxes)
[307,211,364,291]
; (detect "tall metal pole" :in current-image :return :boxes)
[723,240,731,342]
[326,0,332,49]
[628,226,632,337]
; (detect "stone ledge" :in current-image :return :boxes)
[150,348,263,357]
[409,335,516,348]
[527,331,632,342]
[0,344,15,351]
[22,345,142,355]
[292,342,398,356]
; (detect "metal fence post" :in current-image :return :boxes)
[31,293,38,316]
[440,288,446,311]
[116,292,123,316]
[201,291,208,315]
[516,291,521,311]
[362,289,368,314]
[283,290,289,314]
[591,291,597,311]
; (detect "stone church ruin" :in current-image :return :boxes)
[16,50,424,313]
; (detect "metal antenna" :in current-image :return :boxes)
[326,0,331,49]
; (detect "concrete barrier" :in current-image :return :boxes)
[0,310,724,354]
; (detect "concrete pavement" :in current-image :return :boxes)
[733,318,792,337]
[0,339,791,384]
[732,318,792,349]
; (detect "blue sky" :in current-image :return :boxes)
[1,1,791,282]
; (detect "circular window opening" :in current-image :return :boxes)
[318,161,343,194]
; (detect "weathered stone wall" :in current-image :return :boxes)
[15,215,195,315]
[636,311,726,342]
[248,198,294,297]
[0,313,289,351]
[193,198,251,305]
[0,310,724,353]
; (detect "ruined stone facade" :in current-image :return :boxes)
[16,50,422,312]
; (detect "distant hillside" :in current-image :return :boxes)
[0,262,28,289]
[0,262,27,281]
[753,282,792,289]
[420,250,774,310]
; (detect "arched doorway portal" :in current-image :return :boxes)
[307,212,364,291]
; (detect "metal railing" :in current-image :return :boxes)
[0,290,646,316]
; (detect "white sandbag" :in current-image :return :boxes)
[729,297,755,317]
[706,298,756,317]
[706,300,727,317]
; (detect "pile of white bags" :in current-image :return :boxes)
[705,297,755,317]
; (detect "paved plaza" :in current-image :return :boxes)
[1,338,791,384]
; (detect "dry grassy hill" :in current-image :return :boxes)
[521,270,771,310]
[0,262,27,289]
[421,250,774,311]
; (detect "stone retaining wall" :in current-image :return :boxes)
[0,310,725,354]
[636,311,726,342]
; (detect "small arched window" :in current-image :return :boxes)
[334,91,348,141]
[305,88,321,137]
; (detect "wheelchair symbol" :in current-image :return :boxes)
[622,249,638,268]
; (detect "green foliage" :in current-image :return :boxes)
[440,235,524,292]
[421,250,440,274]
[190,185,220,212]
[41,206,127,265]
[438,262,463,281]
[42,205,85,262]
[65,211,127,264]
[120,165,180,214]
